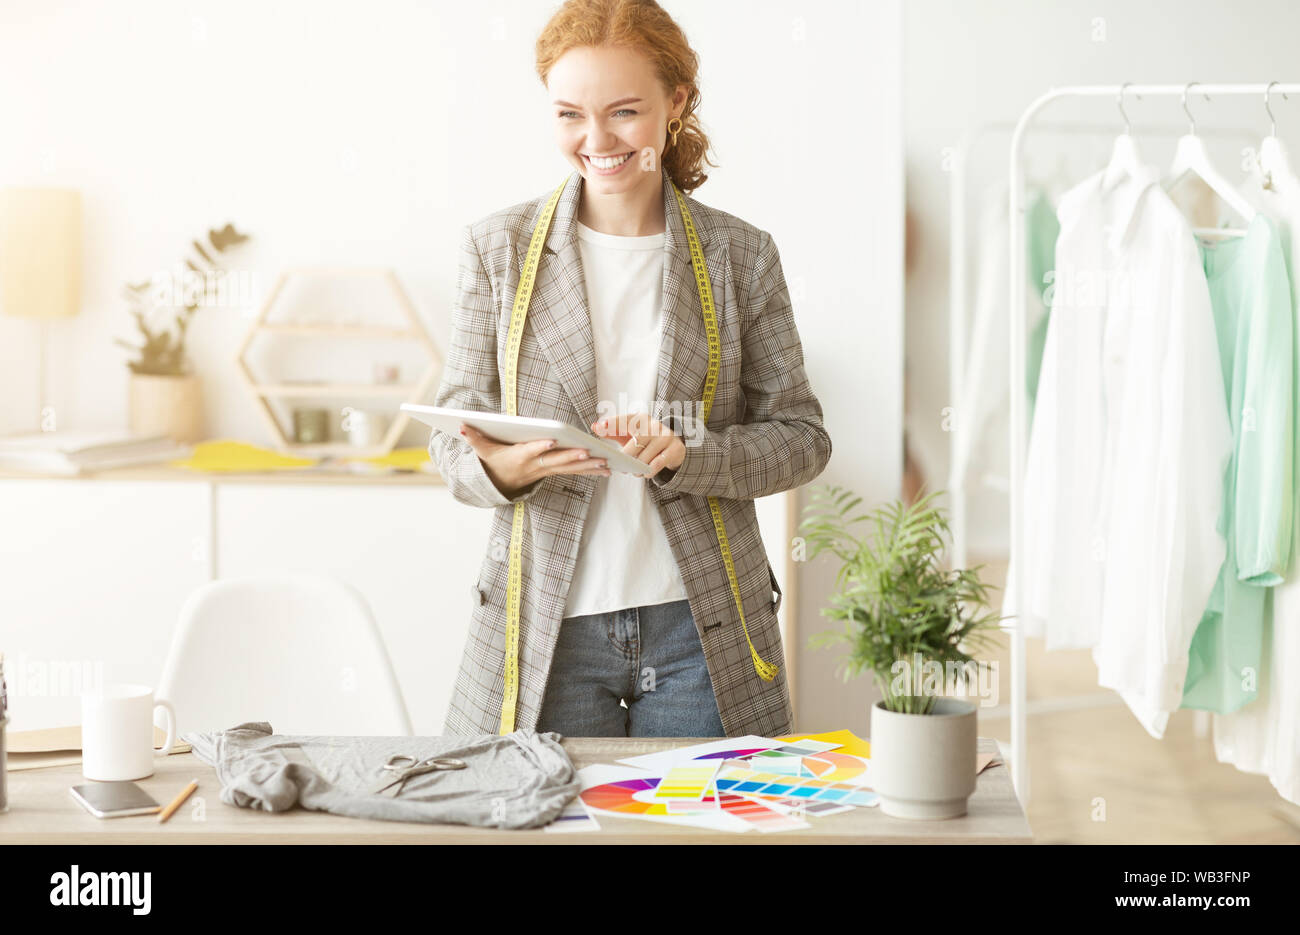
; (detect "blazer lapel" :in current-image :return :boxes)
[513,164,724,430]
[519,170,597,424]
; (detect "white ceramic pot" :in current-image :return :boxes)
[128,372,203,443]
[870,697,977,820]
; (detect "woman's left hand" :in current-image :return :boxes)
[591,412,685,479]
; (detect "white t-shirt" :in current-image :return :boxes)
[562,220,689,618]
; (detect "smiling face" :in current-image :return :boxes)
[549,44,685,194]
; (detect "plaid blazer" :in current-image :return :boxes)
[429,163,832,737]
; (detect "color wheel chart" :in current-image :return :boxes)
[579,776,807,831]
[580,749,877,820]
[578,734,880,833]
[581,776,680,818]
[784,751,870,783]
[692,746,777,761]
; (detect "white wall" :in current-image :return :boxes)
[0,1,905,736]
[905,0,1300,557]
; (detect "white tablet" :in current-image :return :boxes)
[401,404,653,475]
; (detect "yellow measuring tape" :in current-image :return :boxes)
[496,176,777,734]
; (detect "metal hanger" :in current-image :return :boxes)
[1164,82,1255,235]
[1259,81,1295,194]
[1102,83,1143,191]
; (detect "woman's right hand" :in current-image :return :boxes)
[459,423,610,498]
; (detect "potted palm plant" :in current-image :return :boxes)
[801,486,1002,819]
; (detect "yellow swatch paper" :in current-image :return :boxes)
[652,762,720,801]
[776,728,870,759]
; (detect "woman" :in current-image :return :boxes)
[429,0,831,739]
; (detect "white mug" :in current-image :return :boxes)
[81,683,177,781]
[345,409,391,448]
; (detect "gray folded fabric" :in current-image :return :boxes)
[182,722,579,830]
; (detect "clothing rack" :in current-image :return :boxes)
[1006,83,1300,806]
[950,121,1114,575]
[949,120,1255,760]
[948,122,1256,573]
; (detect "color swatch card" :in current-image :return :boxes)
[716,794,809,832]
[652,761,721,801]
[762,739,841,756]
[750,752,847,779]
[729,751,872,788]
[750,752,809,775]
[665,791,810,831]
[665,797,721,813]
[616,736,787,773]
[762,796,857,818]
[777,729,871,759]
[715,767,879,806]
[543,798,602,833]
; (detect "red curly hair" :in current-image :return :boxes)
[535,0,717,194]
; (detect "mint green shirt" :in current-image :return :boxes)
[1182,213,1295,713]
[1025,189,1060,426]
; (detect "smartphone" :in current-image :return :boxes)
[70,781,161,818]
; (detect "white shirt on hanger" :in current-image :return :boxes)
[952,185,1021,499]
[952,184,1056,551]
[562,220,689,618]
[1003,164,1233,738]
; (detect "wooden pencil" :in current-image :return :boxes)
[158,778,198,823]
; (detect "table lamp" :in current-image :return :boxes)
[0,187,83,430]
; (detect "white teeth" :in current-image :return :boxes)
[588,152,631,169]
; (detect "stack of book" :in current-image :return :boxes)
[0,432,192,475]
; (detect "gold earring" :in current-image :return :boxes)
[667,116,682,147]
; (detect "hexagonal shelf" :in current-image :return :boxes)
[236,267,442,457]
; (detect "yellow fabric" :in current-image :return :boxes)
[170,439,318,472]
[348,447,431,469]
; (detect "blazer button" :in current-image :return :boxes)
[471,583,486,605]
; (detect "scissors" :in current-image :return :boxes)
[369,754,467,797]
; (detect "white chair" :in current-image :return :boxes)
[157,573,413,736]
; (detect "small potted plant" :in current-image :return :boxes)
[116,224,249,442]
[801,486,1002,819]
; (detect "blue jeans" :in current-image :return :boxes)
[536,598,726,737]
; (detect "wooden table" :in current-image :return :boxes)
[1,737,1032,844]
